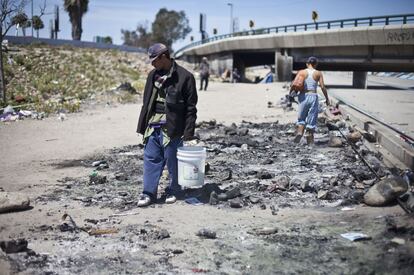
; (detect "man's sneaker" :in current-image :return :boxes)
[137,194,151,207]
[165,194,177,204]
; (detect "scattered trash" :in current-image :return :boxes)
[317,190,330,200]
[398,192,414,214]
[185,197,204,206]
[217,187,241,201]
[390,237,406,245]
[191,268,209,273]
[0,239,28,253]
[247,227,278,236]
[229,198,243,208]
[340,207,356,211]
[58,113,66,121]
[329,107,342,116]
[256,170,274,179]
[92,160,109,169]
[329,135,343,148]
[209,191,219,205]
[115,82,137,94]
[59,213,82,232]
[340,232,371,241]
[3,105,14,114]
[92,160,104,167]
[88,228,119,236]
[248,196,260,204]
[220,169,232,181]
[196,228,216,239]
[109,211,140,217]
[89,173,107,185]
[347,131,362,143]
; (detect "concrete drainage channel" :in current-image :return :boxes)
[331,94,414,170]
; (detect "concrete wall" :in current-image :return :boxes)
[275,50,292,82]
[4,36,146,53]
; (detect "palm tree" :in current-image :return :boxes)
[32,16,44,38]
[63,0,88,40]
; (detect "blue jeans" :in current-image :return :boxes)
[297,93,319,130]
[143,128,183,201]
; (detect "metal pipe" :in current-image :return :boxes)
[331,124,381,180]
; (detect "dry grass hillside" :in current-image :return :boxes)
[3,44,155,113]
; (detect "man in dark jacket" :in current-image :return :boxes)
[137,43,198,207]
[199,57,210,91]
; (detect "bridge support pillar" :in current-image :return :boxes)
[352,71,368,89]
[208,53,233,79]
[275,51,292,82]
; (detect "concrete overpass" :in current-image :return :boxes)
[175,14,414,88]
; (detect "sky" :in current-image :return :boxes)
[13,0,414,51]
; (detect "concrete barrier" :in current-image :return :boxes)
[5,36,145,53]
[331,97,414,170]
[180,24,414,56]
[402,24,414,45]
[352,27,370,45]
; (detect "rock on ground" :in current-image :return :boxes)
[364,177,408,206]
[0,192,31,214]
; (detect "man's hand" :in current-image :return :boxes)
[183,135,199,146]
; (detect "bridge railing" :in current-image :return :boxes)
[174,13,414,57]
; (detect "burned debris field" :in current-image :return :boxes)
[2,118,413,274]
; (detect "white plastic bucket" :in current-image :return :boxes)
[177,146,206,188]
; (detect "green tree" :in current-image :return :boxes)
[121,29,138,46]
[121,22,152,49]
[32,15,44,38]
[103,36,112,44]
[11,12,29,35]
[11,12,28,25]
[151,8,191,49]
[63,0,89,40]
[0,0,28,104]
[21,16,31,36]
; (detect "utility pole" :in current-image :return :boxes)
[31,0,34,36]
[54,5,59,39]
[227,3,233,33]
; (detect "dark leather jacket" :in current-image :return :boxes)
[137,62,198,139]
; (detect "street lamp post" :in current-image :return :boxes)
[227,3,233,33]
[31,0,34,36]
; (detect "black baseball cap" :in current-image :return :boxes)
[147,43,169,64]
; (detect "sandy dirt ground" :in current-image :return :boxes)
[0,81,413,274]
[0,82,291,194]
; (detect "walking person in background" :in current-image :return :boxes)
[136,43,198,207]
[291,56,330,145]
[199,57,210,91]
[232,68,241,83]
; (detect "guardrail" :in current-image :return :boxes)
[175,13,414,57]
